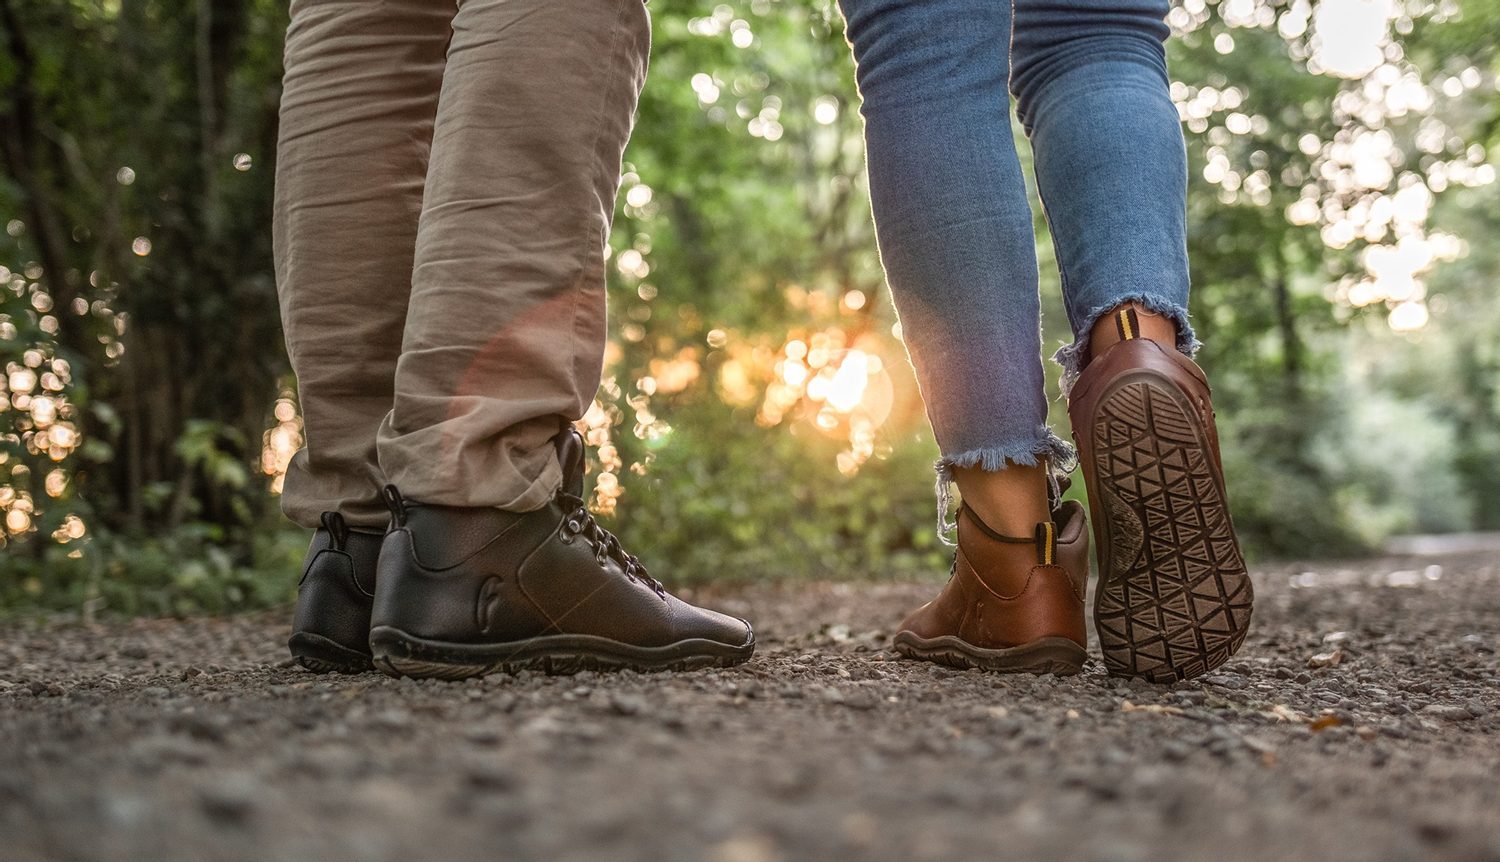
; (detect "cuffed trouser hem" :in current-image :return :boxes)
[385,458,562,514]
[377,414,567,515]
[1054,293,1200,397]
[933,426,1077,546]
[280,450,393,530]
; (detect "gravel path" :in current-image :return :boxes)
[3,552,1498,862]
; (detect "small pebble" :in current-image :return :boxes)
[1307,650,1345,669]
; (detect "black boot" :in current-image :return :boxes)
[287,512,381,673]
[368,429,755,678]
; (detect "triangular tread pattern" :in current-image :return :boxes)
[1090,378,1254,683]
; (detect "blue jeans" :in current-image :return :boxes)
[839,0,1198,521]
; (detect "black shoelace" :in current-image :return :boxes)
[560,495,666,598]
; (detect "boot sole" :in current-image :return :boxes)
[892,633,1085,675]
[288,632,374,675]
[1089,372,1253,682]
[367,625,755,680]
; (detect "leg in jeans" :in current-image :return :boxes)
[375,0,650,512]
[838,0,1073,541]
[1010,0,1197,380]
[274,0,451,530]
[840,0,1090,675]
[1013,0,1252,681]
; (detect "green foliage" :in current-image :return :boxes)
[611,403,951,584]
[0,525,302,618]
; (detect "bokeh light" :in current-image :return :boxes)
[1170,0,1491,333]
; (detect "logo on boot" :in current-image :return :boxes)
[475,576,505,634]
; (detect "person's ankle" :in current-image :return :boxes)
[1088,301,1177,357]
[952,463,1050,537]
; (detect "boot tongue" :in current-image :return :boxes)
[556,427,587,499]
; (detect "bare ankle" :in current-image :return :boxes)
[952,463,1050,537]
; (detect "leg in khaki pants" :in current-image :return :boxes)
[277,0,756,677]
[274,0,450,530]
[275,0,650,529]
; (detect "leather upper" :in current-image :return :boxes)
[371,430,752,650]
[899,500,1090,649]
[291,517,382,654]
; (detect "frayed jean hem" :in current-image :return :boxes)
[934,428,1077,546]
[1054,294,1200,397]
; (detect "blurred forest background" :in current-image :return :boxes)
[1,0,1497,616]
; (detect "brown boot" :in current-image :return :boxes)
[893,500,1089,675]
[1068,307,1253,682]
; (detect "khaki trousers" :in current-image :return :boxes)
[273,0,650,528]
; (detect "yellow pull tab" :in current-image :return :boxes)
[1035,521,1056,566]
[1116,307,1140,341]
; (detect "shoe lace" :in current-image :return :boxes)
[560,495,666,598]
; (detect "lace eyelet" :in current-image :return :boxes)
[557,493,667,597]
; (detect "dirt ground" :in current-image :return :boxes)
[3,552,1498,862]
